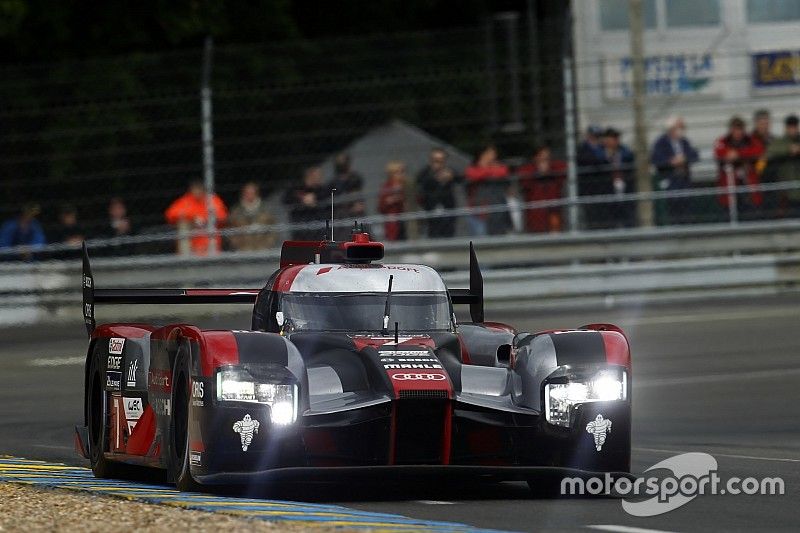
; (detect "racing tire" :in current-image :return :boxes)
[169,345,201,492]
[87,352,124,478]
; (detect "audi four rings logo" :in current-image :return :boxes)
[392,373,446,381]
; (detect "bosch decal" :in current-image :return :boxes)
[108,338,125,355]
[379,350,443,370]
[586,414,612,451]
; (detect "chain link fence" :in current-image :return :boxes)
[2,22,800,262]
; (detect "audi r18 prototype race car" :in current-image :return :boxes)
[75,229,632,492]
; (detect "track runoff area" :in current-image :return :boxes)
[0,457,500,532]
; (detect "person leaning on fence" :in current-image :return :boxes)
[576,125,607,229]
[0,203,46,261]
[713,116,765,218]
[763,114,800,219]
[164,180,228,256]
[464,144,510,236]
[650,116,699,225]
[416,147,459,238]
[599,128,636,229]
[517,145,566,233]
[378,161,409,241]
[283,166,329,241]
[229,182,276,251]
[751,109,773,180]
[97,197,136,256]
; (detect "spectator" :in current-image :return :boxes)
[651,116,700,224]
[600,128,636,229]
[283,166,329,241]
[465,144,510,236]
[229,182,277,251]
[752,109,773,178]
[99,197,136,256]
[518,145,566,233]
[764,114,800,218]
[378,161,408,241]
[50,204,86,246]
[714,116,765,216]
[328,153,366,219]
[416,148,459,238]
[752,109,773,148]
[577,125,607,228]
[164,180,228,256]
[0,203,46,261]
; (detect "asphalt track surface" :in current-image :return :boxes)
[1,295,798,532]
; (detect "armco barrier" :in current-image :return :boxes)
[1,220,799,324]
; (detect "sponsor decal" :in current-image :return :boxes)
[392,373,446,381]
[109,338,125,355]
[82,275,93,289]
[189,451,202,466]
[126,359,138,388]
[192,380,204,407]
[379,349,443,370]
[232,414,260,452]
[586,414,612,451]
[148,369,171,392]
[123,397,143,433]
[107,355,122,371]
[106,371,121,390]
[151,397,171,416]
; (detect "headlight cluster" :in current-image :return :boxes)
[544,369,627,427]
[216,369,298,425]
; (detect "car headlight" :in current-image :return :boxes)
[544,369,627,427]
[216,369,298,425]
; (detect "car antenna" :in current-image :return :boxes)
[382,274,393,335]
[394,321,399,346]
[329,188,336,241]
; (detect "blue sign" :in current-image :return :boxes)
[753,50,800,88]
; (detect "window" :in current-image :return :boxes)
[666,0,720,27]
[748,0,800,22]
[599,0,657,31]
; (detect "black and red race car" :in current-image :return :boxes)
[75,230,632,492]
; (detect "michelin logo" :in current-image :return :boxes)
[586,414,612,451]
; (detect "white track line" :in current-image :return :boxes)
[635,447,800,463]
[28,356,84,367]
[587,526,677,533]
[617,307,799,327]
[636,367,800,387]
[415,500,457,505]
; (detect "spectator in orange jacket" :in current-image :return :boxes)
[165,180,228,255]
[714,116,765,216]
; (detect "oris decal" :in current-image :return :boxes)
[391,373,446,381]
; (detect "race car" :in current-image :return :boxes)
[75,229,632,492]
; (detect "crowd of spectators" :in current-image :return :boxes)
[4,111,800,260]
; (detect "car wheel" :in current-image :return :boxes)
[87,352,122,478]
[169,346,200,492]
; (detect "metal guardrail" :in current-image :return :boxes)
[1,220,799,325]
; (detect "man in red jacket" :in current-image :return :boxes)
[714,116,764,216]
[165,180,228,255]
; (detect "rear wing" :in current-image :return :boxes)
[82,243,258,337]
[447,242,484,324]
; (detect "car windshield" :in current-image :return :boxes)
[279,292,452,333]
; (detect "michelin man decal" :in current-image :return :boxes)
[232,414,260,451]
[586,414,612,451]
